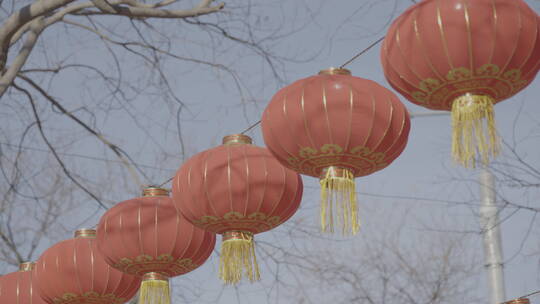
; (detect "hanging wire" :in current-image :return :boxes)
[157,176,174,188]
[241,120,262,134]
[153,119,262,188]
[339,36,385,68]
[235,36,386,138]
[155,36,387,189]
[519,290,540,298]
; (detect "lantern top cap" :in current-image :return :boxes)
[74,228,97,239]
[19,262,35,272]
[222,134,253,145]
[318,67,351,76]
[142,186,169,197]
[504,299,530,304]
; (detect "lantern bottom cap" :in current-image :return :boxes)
[319,166,359,235]
[451,94,500,168]
[220,231,260,284]
[142,272,169,281]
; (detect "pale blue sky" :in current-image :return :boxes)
[1,0,539,303]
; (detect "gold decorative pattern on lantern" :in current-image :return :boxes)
[286,144,388,177]
[113,254,197,276]
[194,211,281,234]
[411,64,529,110]
[53,292,124,304]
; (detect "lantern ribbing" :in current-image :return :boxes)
[172,134,303,284]
[261,69,410,235]
[381,0,540,167]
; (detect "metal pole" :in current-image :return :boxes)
[479,167,506,304]
[408,111,506,303]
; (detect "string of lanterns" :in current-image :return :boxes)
[0,0,538,303]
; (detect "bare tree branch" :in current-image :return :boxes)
[11,82,108,209]
[17,74,147,189]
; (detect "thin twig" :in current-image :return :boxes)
[12,83,108,209]
[17,74,148,188]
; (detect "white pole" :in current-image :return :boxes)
[479,168,506,304]
[408,111,507,302]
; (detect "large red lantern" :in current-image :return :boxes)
[96,187,216,304]
[0,262,47,304]
[381,0,540,167]
[34,229,140,304]
[261,68,410,235]
[172,134,303,284]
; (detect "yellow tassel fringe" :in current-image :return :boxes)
[451,94,500,168]
[138,273,170,304]
[219,231,260,284]
[320,167,359,235]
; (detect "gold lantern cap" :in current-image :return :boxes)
[143,186,169,197]
[142,272,169,281]
[319,67,351,75]
[74,228,97,238]
[223,134,252,145]
[19,262,35,272]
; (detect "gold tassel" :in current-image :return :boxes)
[320,166,359,235]
[451,94,500,168]
[219,231,260,284]
[138,273,170,304]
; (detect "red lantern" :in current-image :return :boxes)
[0,262,47,304]
[172,134,303,284]
[96,187,216,304]
[381,0,540,167]
[261,68,410,235]
[34,229,140,304]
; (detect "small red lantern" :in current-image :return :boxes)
[96,187,216,304]
[34,229,140,304]
[0,262,47,304]
[381,0,540,167]
[261,68,410,235]
[172,134,303,284]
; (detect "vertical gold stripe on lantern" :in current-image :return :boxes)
[463,1,474,72]
[202,149,220,218]
[300,88,317,149]
[412,8,445,81]
[487,0,498,65]
[343,84,354,152]
[242,145,250,217]
[436,0,455,70]
[266,158,287,219]
[498,0,522,76]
